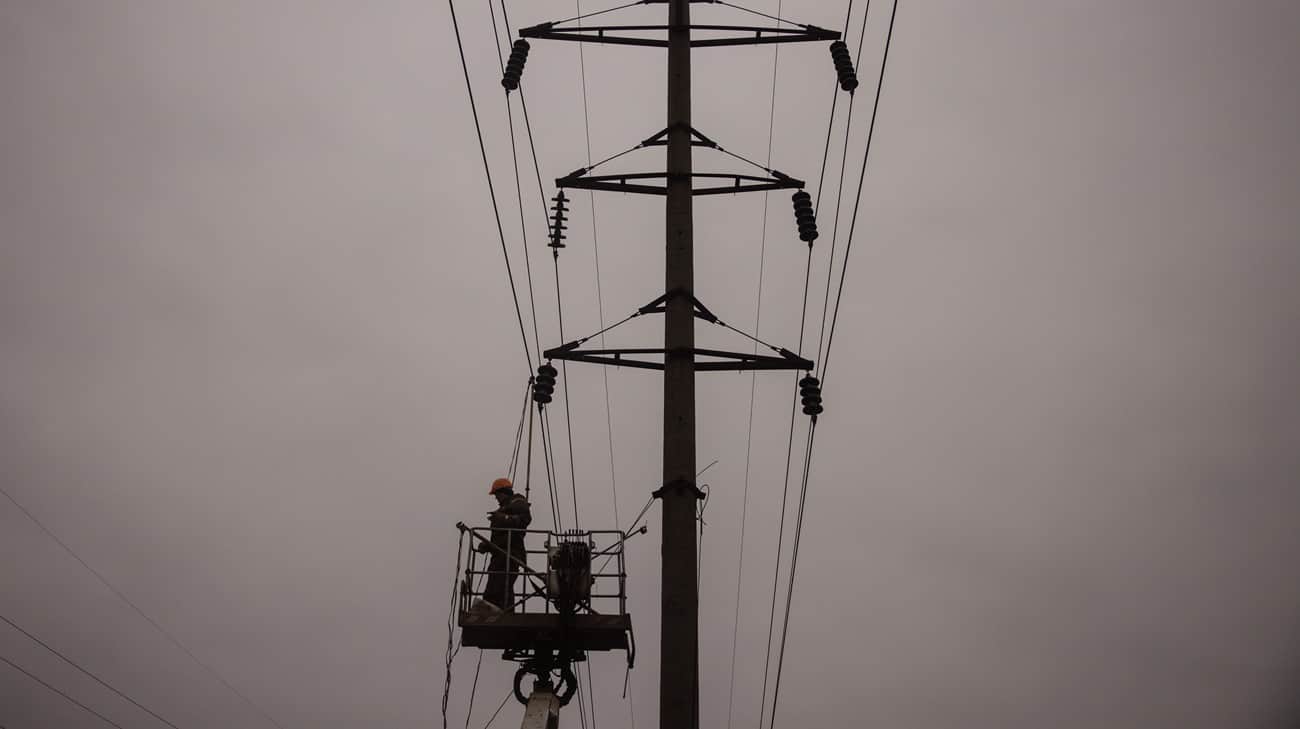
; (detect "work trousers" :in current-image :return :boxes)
[484,550,524,610]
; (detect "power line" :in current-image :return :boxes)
[552,0,647,27]
[0,485,286,729]
[766,421,816,729]
[496,0,584,533]
[767,4,902,725]
[572,8,613,702]
[464,650,484,729]
[0,654,127,729]
[489,0,545,366]
[815,0,871,371]
[573,0,625,534]
[480,689,513,729]
[821,0,901,386]
[448,0,535,373]
[0,613,185,729]
[728,2,783,727]
[758,1,858,724]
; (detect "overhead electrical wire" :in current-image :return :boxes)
[757,0,860,726]
[495,0,583,532]
[0,613,185,729]
[814,0,873,371]
[728,2,783,725]
[443,530,467,729]
[766,2,901,727]
[0,485,286,729]
[572,0,625,534]
[820,0,900,387]
[449,0,536,373]
[571,3,613,725]
[551,0,647,28]
[552,255,584,529]
[480,689,513,729]
[506,378,531,481]
[464,650,484,729]
[0,654,128,729]
[713,0,793,26]
[489,0,545,368]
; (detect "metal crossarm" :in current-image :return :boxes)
[557,171,802,196]
[543,346,813,372]
[557,125,804,196]
[518,22,839,48]
[545,291,813,372]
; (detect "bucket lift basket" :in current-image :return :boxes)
[455,524,633,656]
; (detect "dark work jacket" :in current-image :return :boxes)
[488,492,532,556]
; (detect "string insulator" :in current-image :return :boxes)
[829,41,859,92]
[549,191,569,251]
[791,190,818,243]
[799,375,824,417]
[533,363,557,405]
[501,39,531,91]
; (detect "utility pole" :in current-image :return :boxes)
[660,0,698,727]
[499,6,842,728]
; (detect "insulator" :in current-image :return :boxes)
[501,39,531,91]
[791,190,818,243]
[829,41,859,92]
[799,375,824,416]
[549,191,569,250]
[533,363,557,405]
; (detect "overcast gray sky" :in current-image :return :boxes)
[3,1,1300,728]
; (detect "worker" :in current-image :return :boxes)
[473,477,532,613]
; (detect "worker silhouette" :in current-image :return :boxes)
[474,477,532,613]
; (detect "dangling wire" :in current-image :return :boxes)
[820,0,900,387]
[758,1,860,725]
[507,379,531,482]
[768,4,902,727]
[447,0,534,373]
[464,650,484,729]
[550,0,647,27]
[443,529,467,729]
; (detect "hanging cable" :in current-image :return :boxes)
[0,654,128,729]
[489,1,545,365]
[553,255,583,529]
[480,689,513,729]
[444,529,467,729]
[814,0,871,371]
[757,1,857,724]
[713,0,804,26]
[449,0,535,373]
[464,650,484,729]
[0,485,286,729]
[587,660,601,729]
[507,378,531,482]
[538,406,565,531]
[0,613,184,729]
[821,0,900,387]
[729,10,783,719]
[525,397,536,501]
[498,0,583,531]
[696,483,711,590]
[573,0,624,531]
[768,421,817,729]
[769,7,901,725]
[551,0,647,27]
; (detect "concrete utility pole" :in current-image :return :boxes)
[660,0,698,727]
[513,5,840,727]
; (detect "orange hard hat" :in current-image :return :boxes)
[489,477,513,495]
